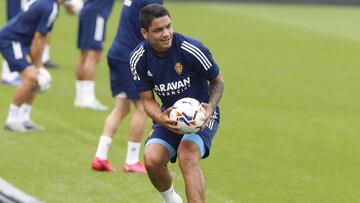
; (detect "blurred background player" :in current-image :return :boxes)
[1,0,26,86]
[2,0,59,86]
[73,0,114,111]
[131,4,224,203]
[91,0,164,173]
[0,0,66,132]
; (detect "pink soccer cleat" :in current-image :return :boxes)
[123,161,147,174]
[91,157,116,172]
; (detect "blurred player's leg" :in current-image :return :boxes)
[4,66,38,132]
[91,98,131,171]
[42,34,58,69]
[74,50,108,111]
[92,98,147,173]
[1,60,21,86]
[123,100,147,173]
[2,0,22,86]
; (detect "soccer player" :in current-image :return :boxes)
[91,0,163,173]
[1,0,26,86]
[131,4,224,203]
[2,0,58,86]
[73,0,114,111]
[0,0,66,132]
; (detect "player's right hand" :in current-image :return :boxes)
[158,107,182,135]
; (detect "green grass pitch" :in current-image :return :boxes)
[1,1,360,202]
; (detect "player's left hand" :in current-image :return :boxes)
[200,102,214,130]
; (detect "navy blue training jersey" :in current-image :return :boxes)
[130,32,220,109]
[0,0,59,46]
[108,0,163,62]
[80,0,114,19]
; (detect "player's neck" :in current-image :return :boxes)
[152,46,170,57]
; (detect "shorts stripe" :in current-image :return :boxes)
[11,41,23,60]
[182,134,206,158]
[94,15,104,41]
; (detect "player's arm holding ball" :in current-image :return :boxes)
[31,32,47,68]
[201,73,224,129]
[139,90,181,134]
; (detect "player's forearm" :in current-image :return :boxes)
[140,91,163,123]
[208,73,224,111]
[31,32,46,68]
[142,98,163,123]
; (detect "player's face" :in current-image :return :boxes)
[141,15,173,55]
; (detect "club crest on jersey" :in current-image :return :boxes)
[175,63,183,75]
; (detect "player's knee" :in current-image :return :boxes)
[22,70,37,86]
[144,151,165,170]
[114,104,130,117]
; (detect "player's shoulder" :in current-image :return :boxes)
[175,32,211,61]
[175,32,208,53]
[130,40,147,57]
[130,40,148,67]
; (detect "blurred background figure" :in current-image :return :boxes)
[91,0,164,173]
[73,0,114,111]
[0,0,67,132]
[1,0,25,86]
[2,0,59,86]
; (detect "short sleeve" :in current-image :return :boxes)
[130,45,153,92]
[181,39,220,81]
[36,2,58,35]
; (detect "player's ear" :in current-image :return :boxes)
[140,28,148,39]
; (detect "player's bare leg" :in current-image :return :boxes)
[74,50,107,111]
[178,141,205,203]
[102,98,131,136]
[13,66,37,106]
[4,66,37,132]
[92,98,130,171]
[123,100,147,173]
[144,144,182,202]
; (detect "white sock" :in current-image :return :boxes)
[19,104,32,122]
[161,185,183,203]
[76,80,95,101]
[42,44,50,63]
[75,80,82,101]
[125,141,141,164]
[95,135,112,160]
[6,104,21,123]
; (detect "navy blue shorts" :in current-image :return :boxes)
[0,40,31,72]
[107,56,140,99]
[146,109,220,163]
[77,13,107,51]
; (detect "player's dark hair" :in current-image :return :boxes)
[140,4,170,30]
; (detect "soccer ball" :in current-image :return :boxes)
[36,68,52,92]
[64,0,84,15]
[169,97,206,134]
